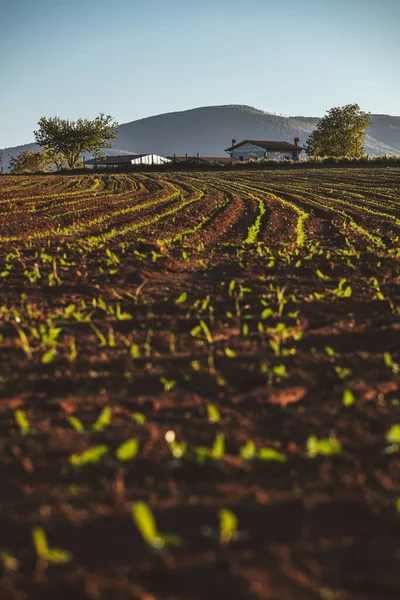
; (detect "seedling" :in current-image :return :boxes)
[385,424,400,453]
[206,403,220,423]
[32,527,72,565]
[219,509,239,544]
[15,326,33,359]
[160,377,176,392]
[69,445,109,467]
[239,440,287,462]
[115,438,139,462]
[342,389,355,406]
[335,366,352,380]
[14,409,36,436]
[132,412,147,425]
[132,502,183,550]
[67,406,112,434]
[384,352,399,374]
[306,435,342,458]
[176,292,187,304]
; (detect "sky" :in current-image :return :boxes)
[1,0,399,148]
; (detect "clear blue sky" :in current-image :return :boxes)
[1,0,399,148]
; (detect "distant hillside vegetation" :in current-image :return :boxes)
[2,105,400,171]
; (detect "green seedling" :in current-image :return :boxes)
[385,424,400,453]
[68,406,112,434]
[219,509,239,544]
[160,377,176,392]
[384,352,399,374]
[115,304,132,320]
[342,389,355,406]
[132,412,147,425]
[116,438,139,462]
[239,440,287,462]
[130,343,140,358]
[42,348,57,364]
[92,406,112,432]
[69,445,109,467]
[316,269,330,280]
[132,502,183,550]
[258,448,288,462]
[67,416,85,433]
[14,409,36,436]
[195,433,225,464]
[307,435,342,458]
[206,403,220,423]
[15,326,33,359]
[225,347,236,358]
[332,279,352,298]
[325,346,339,358]
[176,292,187,304]
[335,366,352,380]
[32,527,72,565]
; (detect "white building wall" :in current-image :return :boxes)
[130,154,171,165]
[230,143,266,160]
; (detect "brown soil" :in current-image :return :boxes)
[0,169,399,600]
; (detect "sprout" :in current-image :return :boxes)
[206,404,220,423]
[116,439,139,462]
[132,502,183,550]
[32,527,72,565]
[342,389,355,406]
[307,435,342,458]
[69,445,108,467]
[219,509,239,545]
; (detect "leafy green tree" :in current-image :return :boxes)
[9,150,53,174]
[306,104,371,157]
[45,148,68,171]
[34,114,118,168]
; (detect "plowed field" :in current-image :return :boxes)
[0,169,399,600]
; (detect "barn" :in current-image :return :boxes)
[225,138,304,161]
[85,154,171,167]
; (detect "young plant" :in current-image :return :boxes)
[132,502,183,550]
[15,409,36,436]
[67,406,112,434]
[69,445,109,467]
[32,527,72,565]
[306,435,342,458]
[239,440,287,462]
[385,424,400,453]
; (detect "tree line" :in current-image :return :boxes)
[1,104,373,174]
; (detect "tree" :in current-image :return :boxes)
[306,104,371,158]
[9,150,53,174]
[0,151,3,174]
[34,114,119,169]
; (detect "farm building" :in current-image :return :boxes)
[225,138,304,161]
[85,154,171,167]
[167,155,238,165]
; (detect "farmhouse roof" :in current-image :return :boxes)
[225,140,304,152]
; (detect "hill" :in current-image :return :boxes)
[2,105,400,171]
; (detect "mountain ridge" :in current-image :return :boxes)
[2,104,400,171]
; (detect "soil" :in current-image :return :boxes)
[0,168,399,600]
